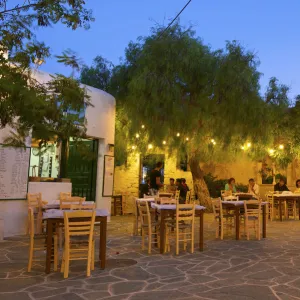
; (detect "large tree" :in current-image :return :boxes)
[80,24,294,208]
[0,0,94,147]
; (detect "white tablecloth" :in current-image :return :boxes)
[43,201,95,209]
[222,201,268,206]
[136,198,155,202]
[151,203,206,210]
[43,208,109,219]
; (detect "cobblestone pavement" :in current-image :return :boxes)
[2,215,300,299]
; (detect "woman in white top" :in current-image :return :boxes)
[248,178,259,198]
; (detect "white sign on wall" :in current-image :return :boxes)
[102,155,114,197]
[0,145,30,200]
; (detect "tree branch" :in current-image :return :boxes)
[0,2,38,15]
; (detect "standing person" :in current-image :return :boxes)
[167,178,177,194]
[225,178,237,194]
[149,162,163,195]
[181,178,190,193]
[176,178,186,204]
[248,178,260,198]
[274,177,289,192]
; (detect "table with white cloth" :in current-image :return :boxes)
[272,194,300,221]
[221,201,268,240]
[43,200,95,210]
[43,208,109,274]
[151,203,206,254]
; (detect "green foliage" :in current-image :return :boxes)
[0,0,94,147]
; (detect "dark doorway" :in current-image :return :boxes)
[67,139,98,201]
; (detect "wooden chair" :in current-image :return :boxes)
[60,196,85,210]
[60,192,71,200]
[61,210,96,278]
[27,207,58,272]
[144,194,154,199]
[160,197,177,205]
[137,200,159,254]
[244,200,262,240]
[27,193,47,234]
[158,192,173,198]
[165,203,195,255]
[111,195,123,216]
[212,198,235,240]
[70,203,96,210]
[174,190,180,202]
[265,192,284,221]
[185,191,191,204]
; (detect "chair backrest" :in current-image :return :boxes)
[160,197,177,205]
[143,194,153,199]
[186,191,191,204]
[174,190,180,201]
[27,193,42,208]
[27,207,35,237]
[176,203,195,226]
[212,198,223,219]
[60,196,85,210]
[60,192,71,201]
[137,200,151,226]
[64,211,96,247]
[265,191,275,203]
[70,203,96,210]
[244,200,262,219]
[224,195,239,201]
[158,192,173,198]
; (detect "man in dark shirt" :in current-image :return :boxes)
[181,178,190,193]
[274,178,289,192]
[149,162,163,194]
[176,178,187,203]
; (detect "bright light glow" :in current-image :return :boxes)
[148,144,153,149]
[247,142,251,148]
[163,141,166,145]
[186,137,189,141]
[136,133,140,138]
[279,144,284,150]
[212,141,216,145]
[131,145,136,150]
[211,139,215,143]
[269,149,275,155]
[177,133,180,137]
[141,125,145,129]
[241,146,245,150]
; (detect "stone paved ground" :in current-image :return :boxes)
[2,215,300,299]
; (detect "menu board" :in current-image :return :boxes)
[0,145,30,200]
[102,155,114,197]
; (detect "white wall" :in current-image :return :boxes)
[0,70,116,236]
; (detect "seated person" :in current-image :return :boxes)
[248,178,260,198]
[224,178,237,194]
[166,178,177,194]
[175,178,186,204]
[181,178,190,193]
[294,179,300,193]
[274,178,289,192]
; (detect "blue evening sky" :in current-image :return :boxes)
[35,0,300,98]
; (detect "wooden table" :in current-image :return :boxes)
[272,194,300,221]
[222,201,267,240]
[44,209,108,274]
[151,203,206,254]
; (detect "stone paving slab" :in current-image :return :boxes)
[2,215,300,299]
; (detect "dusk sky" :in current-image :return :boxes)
[35,0,300,98]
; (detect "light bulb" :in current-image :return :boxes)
[148,144,153,149]
[136,133,140,138]
[247,142,251,148]
[186,137,189,141]
[176,133,180,137]
[241,146,245,150]
[279,144,284,150]
[211,139,215,143]
[162,141,166,145]
[141,125,145,129]
[269,149,275,155]
[213,141,216,145]
[131,145,136,150]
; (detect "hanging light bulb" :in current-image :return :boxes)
[131,145,136,150]
[186,137,189,141]
[247,142,251,148]
[136,133,140,138]
[213,141,216,145]
[162,141,166,145]
[279,144,284,150]
[148,144,153,149]
[241,146,245,150]
[211,139,215,143]
[269,149,275,155]
[141,125,145,129]
[176,133,180,137]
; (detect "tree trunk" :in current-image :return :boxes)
[189,157,212,212]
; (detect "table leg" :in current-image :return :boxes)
[235,207,240,240]
[45,219,53,274]
[99,217,107,269]
[134,201,139,236]
[199,211,204,251]
[114,199,116,216]
[160,210,166,254]
[279,199,283,221]
[263,205,266,238]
